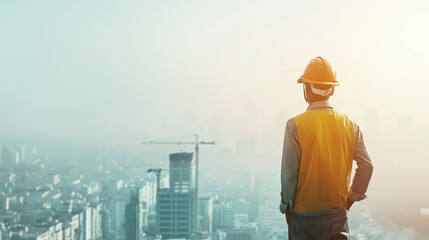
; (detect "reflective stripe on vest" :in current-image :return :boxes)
[293,109,355,212]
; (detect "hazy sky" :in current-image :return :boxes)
[1,0,429,152]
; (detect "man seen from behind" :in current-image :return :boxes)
[279,56,374,240]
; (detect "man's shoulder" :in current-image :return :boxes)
[328,110,360,135]
[330,110,357,127]
[284,118,299,142]
[290,111,309,121]
[286,118,296,125]
[291,110,315,123]
[285,118,297,132]
[331,109,349,118]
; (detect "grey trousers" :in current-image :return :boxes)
[288,208,350,240]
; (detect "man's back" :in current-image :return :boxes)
[293,108,355,212]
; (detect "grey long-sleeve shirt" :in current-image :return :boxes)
[279,101,373,214]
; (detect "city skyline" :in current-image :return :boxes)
[2,141,415,240]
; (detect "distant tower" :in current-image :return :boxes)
[158,152,195,239]
[1,146,14,168]
[15,151,19,164]
[21,146,26,162]
[125,190,139,240]
[199,197,213,234]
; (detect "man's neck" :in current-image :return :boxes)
[306,101,333,111]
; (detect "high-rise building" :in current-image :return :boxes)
[83,204,102,240]
[137,184,152,238]
[248,173,260,222]
[15,151,19,165]
[213,203,234,231]
[157,152,195,239]
[125,190,139,240]
[0,146,14,168]
[199,197,213,235]
[21,146,26,162]
[139,181,157,208]
[101,194,128,240]
[257,204,286,235]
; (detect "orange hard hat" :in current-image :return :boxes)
[298,56,339,86]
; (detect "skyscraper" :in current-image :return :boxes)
[157,152,195,239]
[199,197,213,235]
[125,190,139,240]
[0,145,14,168]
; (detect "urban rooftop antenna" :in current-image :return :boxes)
[141,134,215,234]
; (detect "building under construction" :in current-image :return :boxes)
[157,152,196,239]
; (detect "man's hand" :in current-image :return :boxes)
[346,191,367,211]
[346,199,354,211]
[285,206,291,225]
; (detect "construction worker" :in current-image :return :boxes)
[279,57,373,239]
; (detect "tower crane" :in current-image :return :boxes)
[141,134,215,234]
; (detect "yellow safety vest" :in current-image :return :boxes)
[293,109,355,212]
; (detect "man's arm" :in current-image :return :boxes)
[348,123,374,203]
[279,118,301,214]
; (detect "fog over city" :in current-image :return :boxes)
[1,0,429,239]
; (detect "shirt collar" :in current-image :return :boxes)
[306,101,334,111]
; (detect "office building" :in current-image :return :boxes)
[157,152,195,239]
[199,197,213,235]
[213,203,234,231]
